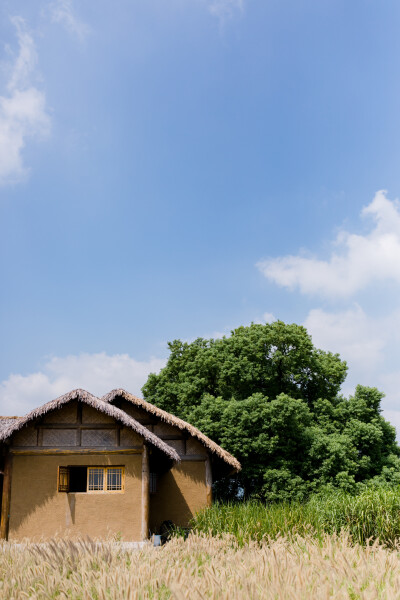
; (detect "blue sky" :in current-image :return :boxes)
[2,1,400,432]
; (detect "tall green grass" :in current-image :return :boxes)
[191,487,400,547]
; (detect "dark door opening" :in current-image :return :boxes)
[69,467,87,492]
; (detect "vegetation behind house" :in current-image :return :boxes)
[143,322,400,501]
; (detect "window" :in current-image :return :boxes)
[88,467,104,491]
[149,472,157,494]
[107,467,123,491]
[58,466,124,493]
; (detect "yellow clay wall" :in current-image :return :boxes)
[150,461,207,531]
[8,453,142,541]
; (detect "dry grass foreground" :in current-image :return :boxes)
[1,533,400,599]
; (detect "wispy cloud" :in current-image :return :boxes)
[0,352,166,416]
[208,0,244,24]
[256,190,400,436]
[262,312,276,323]
[304,305,385,373]
[258,190,400,298]
[0,17,50,186]
[49,0,90,42]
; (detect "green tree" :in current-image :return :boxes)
[142,322,399,500]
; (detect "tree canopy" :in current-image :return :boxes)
[142,322,400,500]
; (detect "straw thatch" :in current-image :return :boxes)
[0,417,19,434]
[0,389,241,472]
[102,389,241,473]
[0,389,180,462]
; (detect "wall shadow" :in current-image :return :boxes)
[149,462,206,533]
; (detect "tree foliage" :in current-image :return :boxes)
[142,322,399,500]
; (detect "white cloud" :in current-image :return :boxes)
[381,410,400,438]
[256,190,400,438]
[304,305,385,373]
[302,305,400,436]
[49,0,90,41]
[262,312,276,323]
[0,353,166,416]
[0,17,50,186]
[208,0,244,22]
[258,190,400,298]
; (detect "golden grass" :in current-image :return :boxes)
[1,533,400,599]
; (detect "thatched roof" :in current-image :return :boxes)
[0,417,19,433]
[102,389,241,473]
[0,389,241,473]
[0,389,180,462]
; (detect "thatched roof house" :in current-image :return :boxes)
[0,389,240,541]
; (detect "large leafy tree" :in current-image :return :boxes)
[142,322,400,500]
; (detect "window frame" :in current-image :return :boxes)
[58,466,70,492]
[58,466,125,494]
[87,466,125,493]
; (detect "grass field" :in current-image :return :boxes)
[3,490,400,598]
[192,487,400,547]
[1,533,400,599]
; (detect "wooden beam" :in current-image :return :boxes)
[205,455,212,507]
[37,424,120,429]
[10,448,142,456]
[141,445,150,540]
[0,451,13,540]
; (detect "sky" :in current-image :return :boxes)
[2,1,400,434]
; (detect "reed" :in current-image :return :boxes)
[2,489,400,597]
[1,533,400,598]
[192,487,400,547]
